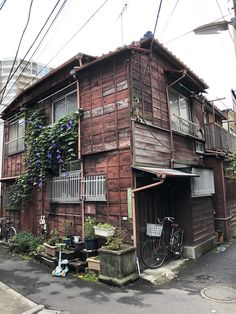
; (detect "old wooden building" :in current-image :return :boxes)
[1,37,236,259]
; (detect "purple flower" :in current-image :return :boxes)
[66,123,72,129]
[47,151,52,159]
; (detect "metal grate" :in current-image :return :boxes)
[49,173,106,203]
[49,172,81,203]
[83,175,106,201]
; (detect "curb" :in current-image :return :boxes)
[22,304,45,314]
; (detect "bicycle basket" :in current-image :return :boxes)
[146,223,163,237]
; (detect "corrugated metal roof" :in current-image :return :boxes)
[132,166,199,178]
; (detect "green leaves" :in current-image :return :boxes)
[9,109,82,207]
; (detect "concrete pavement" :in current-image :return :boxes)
[0,240,236,313]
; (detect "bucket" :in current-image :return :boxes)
[73,236,80,243]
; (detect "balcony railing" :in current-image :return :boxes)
[171,114,198,137]
[205,123,236,152]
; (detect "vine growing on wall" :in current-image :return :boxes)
[9,109,82,207]
[226,152,236,179]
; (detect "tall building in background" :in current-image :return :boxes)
[0,58,52,207]
[0,58,51,106]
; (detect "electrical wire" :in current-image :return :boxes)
[150,0,163,52]
[1,0,68,105]
[0,0,63,104]
[159,0,179,39]
[1,0,111,107]
[0,0,34,103]
[0,0,7,10]
[215,0,234,42]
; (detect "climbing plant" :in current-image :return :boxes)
[226,152,236,179]
[9,109,82,207]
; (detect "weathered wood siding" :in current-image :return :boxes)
[80,54,130,155]
[173,134,202,166]
[83,149,132,226]
[133,121,171,167]
[131,53,171,166]
[191,197,215,245]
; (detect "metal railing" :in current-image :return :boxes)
[82,175,106,201]
[171,114,198,137]
[205,123,236,152]
[48,173,106,203]
[49,172,81,203]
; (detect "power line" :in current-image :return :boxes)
[215,0,234,42]
[1,0,68,105]
[0,0,34,102]
[1,0,111,108]
[159,0,179,39]
[0,0,64,104]
[150,0,163,52]
[0,0,7,10]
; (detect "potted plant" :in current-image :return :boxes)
[44,229,60,257]
[87,256,101,272]
[84,216,98,250]
[94,223,116,238]
[98,228,139,286]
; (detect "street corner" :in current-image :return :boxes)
[0,281,38,314]
[140,258,189,285]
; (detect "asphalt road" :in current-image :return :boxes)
[0,241,236,314]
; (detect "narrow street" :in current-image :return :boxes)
[0,240,235,314]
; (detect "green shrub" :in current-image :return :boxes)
[105,228,126,251]
[9,231,44,254]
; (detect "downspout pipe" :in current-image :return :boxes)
[131,178,165,247]
[76,79,85,240]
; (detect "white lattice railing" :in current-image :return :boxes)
[49,173,106,203]
[82,175,106,201]
[49,172,81,203]
[172,114,198,137]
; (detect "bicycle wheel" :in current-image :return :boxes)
[6,227,17,242]
[141,238,167,269]
[172,229,184,258]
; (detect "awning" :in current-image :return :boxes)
[132,166,199,178]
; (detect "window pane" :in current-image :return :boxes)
[54,99,66,122]
[66,92,77,114]
[169,90,179,117]
[179,95,190,120]
[9,122,17,140]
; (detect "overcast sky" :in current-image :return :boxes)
[0,0,235,109]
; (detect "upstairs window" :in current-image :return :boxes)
[6,117,25,155]
[53,91,77,123]
[169,89,197,136]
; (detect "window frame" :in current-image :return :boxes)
[52,90,77,123]
[6,117,25,155]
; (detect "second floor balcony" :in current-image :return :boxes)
[205,123,236,152]
[171,114,198,138]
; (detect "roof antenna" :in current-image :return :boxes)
[116,1,127,46]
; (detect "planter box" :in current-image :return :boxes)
[44,243,58,257]
[84,239,98,250]
[61,250,75,260]
[98,245,139,286]
[94,226,115,238]
[87,256,100,271]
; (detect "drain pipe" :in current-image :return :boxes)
[131,178,165,247]
[76,78,85,240]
